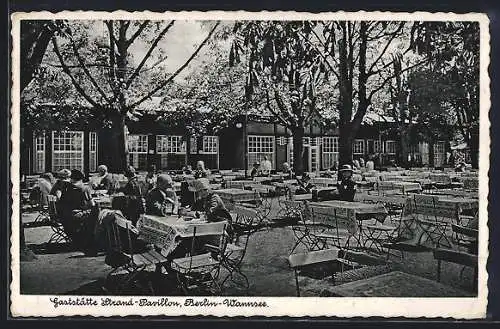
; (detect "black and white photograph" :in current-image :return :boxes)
[10,11,489,317]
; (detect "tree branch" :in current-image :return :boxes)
[368,59,428,101]
[126,20,175,88]
[126,21,151,47]
[51,37,100,108]
[129,21,220,110]
[265,89,291,128]
[67,35,112,103]
[367,22,405,75]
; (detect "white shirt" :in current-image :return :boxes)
[260,160,272,173]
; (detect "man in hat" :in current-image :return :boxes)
[93,164,116,194]
[335,164,357,202]
[146,174,178,216]
[50,168,71,200]
[190,178,230,222]
[120,166,145,225]
[58,169,98,254]
[250,161,260,178]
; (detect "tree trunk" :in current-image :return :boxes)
[292,126,305,175]
[106,114,128,173]
[469,131,479,169]
[339,124,353,167]
[428,139,435,168]
[400,128,411,168]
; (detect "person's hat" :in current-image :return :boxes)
[253,161,260,166]
[192,178,211,192]
[339,164,353,172]
[124,166,137,178]
[57,169,71,179]
[97,164,108,172]
[157,174,173,189]
[70,169,85,181]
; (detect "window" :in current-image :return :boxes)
[89,132,98,172]
[52,131,84,172]
[190,136,197,154]
[33,133,45,173]
[373,140,383,153]
[420,142,429,165]
[248,135,274,169]
[128,134,148,170]
[302,137,311,146]
[353,139,365,155]
[322,137,339,169]
[288,137,294,167]
[385,140,396,154]
[156,135,184,154]
[434,141,446,167]
[202,136,218,154]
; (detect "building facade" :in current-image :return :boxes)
[21,114,449,175]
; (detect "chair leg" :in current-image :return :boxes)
[294,268,300,297]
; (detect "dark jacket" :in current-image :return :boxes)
[337,178,357,202]
[146,188,177,216]
[192,192,230,222]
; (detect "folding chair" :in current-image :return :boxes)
[308,204,355,252]
[46,195,71,244]
[169,222,227,295]
[375,181,398,196]
[433,248,478,290]
[208,205,256,292]
[24,189,51,228]
[288,248,340,296]
[289,202,326,254]
[104,217,168,295]
[451,223,478,254]
[412,195,454,248]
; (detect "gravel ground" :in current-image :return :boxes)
[19,197,477,296]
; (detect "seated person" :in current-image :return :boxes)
[250,162,260,178]
[359,157,365,168]
[182,165,193,175]
[282,162,294,179]
[146,174,178,216]
[352,159,361,170]
[260,156,272,176]
[120,166,145,225]
[50,169,71,200]
[145,164,158,192]
[93,165,116,194]
[194,160,210,179]
[295,173,315,194]
[189,178,231,223]
[334,164,357,202]
[31,172,54,206]
[365,156,375,171]
[455,161,467,173]
[58,169,99,255]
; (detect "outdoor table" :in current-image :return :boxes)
[429,189,479,198]
[327,271,471,297]
[385,181,422,194]
[136,214,227,257]
[224,180,248,189]
[291,193,313,201]
[437,196,479,211]
[215,188,260,206]
[355,194,408,207]
[94,195,112,209]
[310,177,336,187]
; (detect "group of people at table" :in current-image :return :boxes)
[27,160,231,256]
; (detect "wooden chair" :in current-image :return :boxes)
[46,195,71,244]
[169,222,227,295]
[451,223,478,254]
[308,204,355,251]
[288,248,340,296]
[433,248,478,290]
[209,206,257,292]
[411,195,455,248]
[289,202,326,254]
[24,189,51,228]
[104,218,168,295]
[375,181,399,196]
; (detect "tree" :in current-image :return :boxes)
[231,21,427,172]
[410,22,480,168]
[39,20,220,172]
[231,21,330,174]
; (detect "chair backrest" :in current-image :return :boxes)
[309,204,356,233]
[430,174,452,184]
[452,224,479,239]
[412,194,458,219]
[185,221,227,237]
[232,204,259,220]
[433,248,478,268]
[47,195,58,218]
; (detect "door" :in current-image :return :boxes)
[309,145,319,173]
